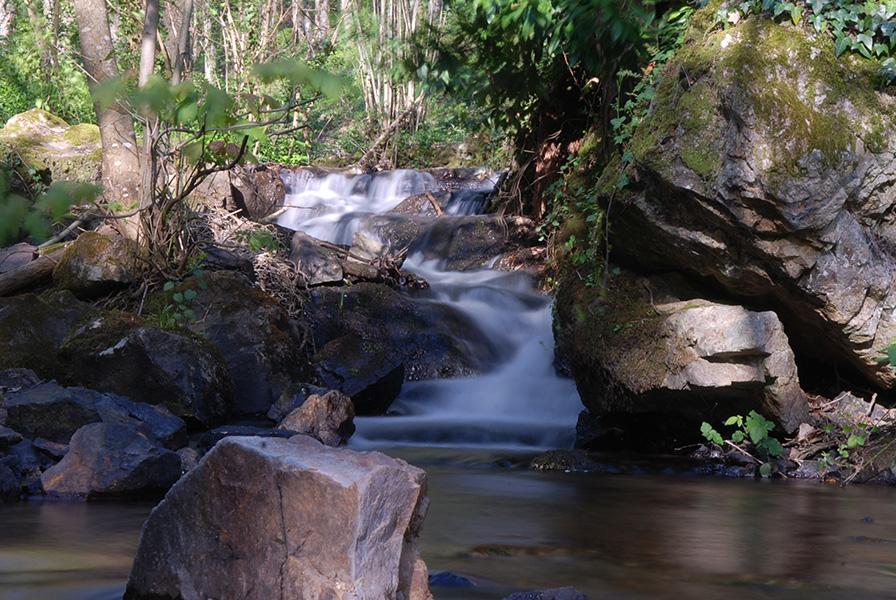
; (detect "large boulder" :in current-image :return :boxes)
[0,290,95,378]
[183,271,311,417]
[40,415,183,499]
[307,282,503,382]
[556,270,809,449]
[60,313,233,428]
[124,435,432,600]
[609,10,896,390]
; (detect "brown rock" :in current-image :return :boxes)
[275,390,355,446]
[124,435,432,600]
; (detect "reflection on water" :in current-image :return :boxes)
[3,451,896,600]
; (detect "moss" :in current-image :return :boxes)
[62,123,100,146]
[59,312,151,358]
[632,11,891,184]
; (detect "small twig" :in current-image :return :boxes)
[424,191,444,217]
[724,440,762,465]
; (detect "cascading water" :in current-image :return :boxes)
[278,168,583,450]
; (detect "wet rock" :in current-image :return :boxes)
[504,588,590,600]
[40,416,182,499]
[60,313,233,428]
[530,449,598,472]
[0,291,95,379]
[409,215,540,271]
[275,390,355,446]
[52,232,142,298]
[307,282,502,382]
[197,424,298,452]
[289,230,343,285]
[185,271,311,417]
[428,571,478,588]
[266,382,329,422]
[313,332,405,415]
[392,190,451,217]
[124,435,432,600]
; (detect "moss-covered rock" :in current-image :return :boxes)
[600,9,896,392]
[0,108,101,184]
[52,231,143,298]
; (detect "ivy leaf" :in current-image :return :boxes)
[835,35,851,57]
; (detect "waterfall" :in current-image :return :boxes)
[278,168,583,450]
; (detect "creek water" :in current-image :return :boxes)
[4,169,896,599]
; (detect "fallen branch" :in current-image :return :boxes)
[0,246,67,297]
[425,191,444,217]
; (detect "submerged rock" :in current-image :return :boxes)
[124,435,432,600]
[504,588,590,600]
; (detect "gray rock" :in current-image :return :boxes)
[40,417,182,499]
[185,271,310,417]
[4,380,188,447]
[60,314,233,428]
[314,332,405,415]
[0,458,19,502]
[0,368,41,393]
[307,282,503,382]
[0,425,21,449]
[197,424,297,452]
[275,390,355,446]
[4,381,106,443]
[124,435,433,600]
[289,230,343,285]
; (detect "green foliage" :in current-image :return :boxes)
[701,411,785,476]
[156,268,207,329]
[235,229,278,253]
[817,420,878,475]
[717,0,896,85]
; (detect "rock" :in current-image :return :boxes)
[197,424,299,452]
[0,368,41,393]
[611,11,896,390]
[266,382,329,422]
[392,191,451,217]
[307,282,502,382]
[0,108,102,184]
[289,230,344,285]
[40,417,183,499]
[0,458,19,502]
[176,447,200,473]
[0,391,5,426]
[556,270,809,450]
[184,271,311,417]
[530,449,598,472]
[32,438,68,460]
[0,425,21,448]
[124,435,432,600]
[428,571,478,588]
[4,381,107,443]
[504,588,590,600]
[229,163,286,219]
[52,232,142,297]
[275,390,355,446]
[3,379,188,448]
[60,312,233,428]
[313,333,405,415]
[408,215,540,272]
[0,291,95,379]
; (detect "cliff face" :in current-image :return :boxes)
[556,9,896,447]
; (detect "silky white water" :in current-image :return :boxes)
[277,168,583,450]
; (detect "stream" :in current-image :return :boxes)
[3,169,896,599]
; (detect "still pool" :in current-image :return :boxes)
[2,448,896,600]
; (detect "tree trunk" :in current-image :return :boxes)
[0,0,13,40]
[171,0,193,85]
[73,0,142,239]
[139,0,160,87]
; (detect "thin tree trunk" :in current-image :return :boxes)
[139,0,160,87]
[73,0,142,239]
[171,0,193,85]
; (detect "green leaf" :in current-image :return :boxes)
[836,35,851,57]
[732,430,746,443]
[183,289,198,301]
[761,437,784,457]
[90,75,129,111]
[163,281,175,292]
[759,463,772,477]
[724,416,741,426]
[173,292,184,303]
[701,422,724,445]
